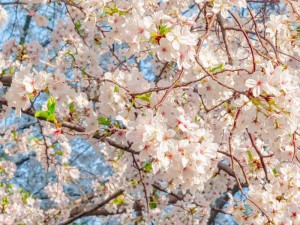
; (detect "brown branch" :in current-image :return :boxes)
[104,138,139,154]
[152,183,184,201]
[207,184,244,225]
[225,27,282,64]
[247,6,269,54]
[199,93,237,113]
[131,74,209,97]
[0,0,84,11]
[217,150,250,187]
[224,110,272,223]
[246,129,270,183]
[211,207,231,215]
[228,11,256,73]
[36,119,51,179]
[155,62,169,84]
[68,184,182,220]
[131,152,149,211]
[227,109,250,187]
[196,60,245,94]
[196,13,216,55]
[0,98,139,155]
[0,1,25,5]
[0,75,12,86]
[65,5,88,46]
[217,161,235,178]
[59,190,124,225]
[20,15,32,44]
[216,13,233,65]
[291,132,297,162]
[154,69,184,109]
[109,46,130,72]
[286,0,300,17]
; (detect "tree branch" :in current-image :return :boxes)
[59,190,124,225]
[216,13,233,65]
[0,98,139,154]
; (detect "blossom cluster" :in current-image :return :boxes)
[0,0,300,224]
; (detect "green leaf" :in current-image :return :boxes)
[194,116,200,122]
[272,168,280,177]
[9,67,15,74]
[104,5,119,15]
[0,70,6,76]
[34,110,50,119]
[159,25,171,35]
[104,7,113,15]
[28,93,35,100]
[210,64,224,73]
[2,196,9,205]
[47,96,56,114]
[74,22,81,31]
[69,102,76,113]
[21,190,30,203]
[0,166,5,174]
[81,68,87,78]
[112,5,118,13]
[30,137,41,142]
[143,162,152,173]
[95,40,102,46]
[56,150,63,156]
[149,202,157,209]
[11,130,18,140]
[23,192,30,200]
[46,114,57,123]
[130,179,137,186]
[98,117,111,126]
[114,86,119,93]
[118,9,130,16]
[66,50,75,61]
[113,195,125,205]
[247,150,254,161]
[136,93,152,103]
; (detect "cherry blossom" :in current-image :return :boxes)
[153,38,174,62]
[0,0,300,224]
[245,72,270,97]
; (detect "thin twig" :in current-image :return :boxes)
[246,129,270,183]
[59,190,124,225]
